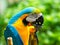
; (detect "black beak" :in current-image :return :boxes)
[32,15,44,29]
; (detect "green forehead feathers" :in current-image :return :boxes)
[32,8,40,14]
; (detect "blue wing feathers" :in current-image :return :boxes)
[4,25,23,45]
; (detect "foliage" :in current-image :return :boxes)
[0,0,60,45]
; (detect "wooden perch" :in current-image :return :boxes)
[7,37,13,45]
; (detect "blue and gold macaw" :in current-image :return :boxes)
[4,7,44,45]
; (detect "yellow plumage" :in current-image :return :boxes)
[13,14,35,45]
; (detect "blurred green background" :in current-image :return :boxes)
[0,0,60,45]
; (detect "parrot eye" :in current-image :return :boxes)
[39,22,41,25]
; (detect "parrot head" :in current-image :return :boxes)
[22,9,44,30]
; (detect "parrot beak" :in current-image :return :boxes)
[31,13,44,29]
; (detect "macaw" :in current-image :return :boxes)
[4,7,44,45]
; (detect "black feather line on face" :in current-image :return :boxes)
[22,16,29,26]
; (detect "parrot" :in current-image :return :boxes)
[4,7,44,45]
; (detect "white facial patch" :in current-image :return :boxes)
[26,13,43,22]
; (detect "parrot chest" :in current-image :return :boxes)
[12,14,30,45]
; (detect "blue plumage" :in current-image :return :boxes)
[4,7,36,45]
